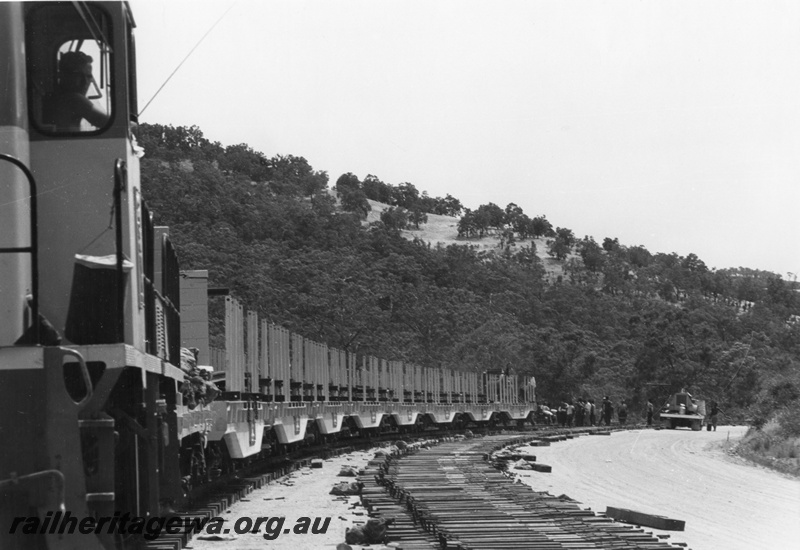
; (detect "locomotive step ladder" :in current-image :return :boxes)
[78,417,116,513]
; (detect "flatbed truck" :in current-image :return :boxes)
[660,391,706,430]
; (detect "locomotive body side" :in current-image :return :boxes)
[1,4,185,549]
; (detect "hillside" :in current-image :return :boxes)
[137,123,800,437]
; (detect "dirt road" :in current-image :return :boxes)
[188,448,388,550]
[515,426,800,550]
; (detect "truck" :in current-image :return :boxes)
[660,390,706,430]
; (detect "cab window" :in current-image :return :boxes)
[27,3,113,135]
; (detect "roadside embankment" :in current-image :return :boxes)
[733,419,800,477]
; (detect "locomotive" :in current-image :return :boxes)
[0,2,535,549]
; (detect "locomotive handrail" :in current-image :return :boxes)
[113,159,126,342]
[60,347,93,409]
[0,469,65,512]
[0,152,40,345]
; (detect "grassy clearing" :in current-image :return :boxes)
[735,419,800,478]
[363,198,569,280]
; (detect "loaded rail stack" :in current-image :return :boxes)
[361,434,684,550]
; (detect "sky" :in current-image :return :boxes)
[129,0,799,277]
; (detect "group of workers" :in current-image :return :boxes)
[537,397,722,429]
[179,347,220,409]
[536,396,647,427]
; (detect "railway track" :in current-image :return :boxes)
[141,426,515,549]
[142,424,673,550]
[361,427,686,550]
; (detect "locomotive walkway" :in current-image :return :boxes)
[361,432,683,550]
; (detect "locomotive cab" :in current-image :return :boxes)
[25,1,148,350]
[27,4,115,135]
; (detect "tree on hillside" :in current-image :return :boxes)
[602,237,620,252]
[504,203,524,226]
[266,154,327,197]
[577,236,606,273]
[547,227,576,261]
[339,187,371,219]
[388,283,485,368]
[458,207,496,238]
[528,323,606,400]
[416,191,438,214]
[735,276,763,303]
[765,276,797,314]
[547,237,571,261]
[457,209,478,238]
[556,227,576,246]
[433,194,464,217]
[531,215,554,238]
[475,203,505,231]
[627,245,652,268]
[682,253,708,273]
[601,254,631,296]
[408,208,428,229]
[362,174,393,204]
[381,207,409,230]
[504,203,537,239]
[700,269,732,301]
[512,243,541,272]
[394,182,421,210]
[299,169,328,199]
[499,228,517,254]
[219,143,270,181]
[654,252,680,269]
[451,314,527,374]
[471,208,493,236]
[512,215,534,239]
[335,172,361,192]
[136,123,222,162]
[310,193,337,216]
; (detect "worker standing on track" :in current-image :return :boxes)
[618,400,628,425]
[584,399,592,426]
[537,403,554,425]
[708,401,721,431]
[602,396,613,426]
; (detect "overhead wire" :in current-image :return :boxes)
[138,1,237,117]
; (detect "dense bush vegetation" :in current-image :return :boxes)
[138,124,800,432]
